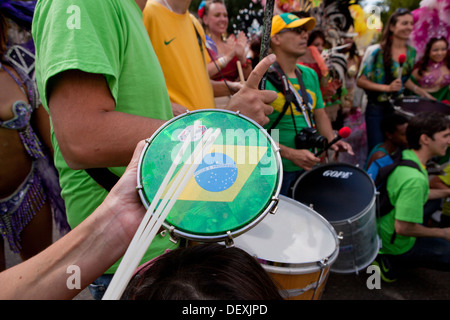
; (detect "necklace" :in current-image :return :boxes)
[163,0,173,12]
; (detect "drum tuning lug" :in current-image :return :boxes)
[319,258,329,269]
[269,197,279,214]
[168,226,179,244]
[337,232,344,240]
[225,231,234,247]
[136,184,143,191]
[309,203,314,210]
[235,110,241,115]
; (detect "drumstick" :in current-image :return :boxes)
[103,121,204,299]
[103,128,214,300]
[104,121,202,294]
[120,128,221,285]
[258,0,275,90]
[103,128,221,300]
[107,128,220,300]
[237,61,245,84]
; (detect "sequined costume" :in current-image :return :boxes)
[0,45,70,253]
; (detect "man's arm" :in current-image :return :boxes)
[395,220,450,241]
[278,144,320,171]
[0,141,148,300]
[314,108,354,155]
[47,70,166,170]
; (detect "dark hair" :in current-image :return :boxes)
[307,29,326,47]
[123,243,283,300]
[200,0,225,19]
[416,37,450,77]
[381,113,408,140]
[0,13,7,57]
[291,11,311,19]
[380,8,412,83]
[406,112,450,150]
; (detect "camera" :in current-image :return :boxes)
[295,127,328,150]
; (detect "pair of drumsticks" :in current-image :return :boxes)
[103,121,221,300]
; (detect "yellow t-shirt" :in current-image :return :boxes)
[143,1,215,110]
[438,164,450,217]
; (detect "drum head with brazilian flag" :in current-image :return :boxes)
[137,110,282,241]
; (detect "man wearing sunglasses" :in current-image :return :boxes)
[264,13,353,197]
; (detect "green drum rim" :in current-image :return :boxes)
[138,110,281,239]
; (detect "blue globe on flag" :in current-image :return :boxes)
[194,152,238,192]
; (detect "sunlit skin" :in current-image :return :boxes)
[411,39,450,94]
[310,36,324,54]
[429,40,448,64]
[390,14,414,43]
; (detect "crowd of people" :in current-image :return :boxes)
[1,0,450,300]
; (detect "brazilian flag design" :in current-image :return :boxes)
[139,110,281,238]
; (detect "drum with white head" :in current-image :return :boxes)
[232,195,339,300]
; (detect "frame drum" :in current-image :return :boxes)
[293,163,380,274]
[233,195,339,300]
[137,109,282,243]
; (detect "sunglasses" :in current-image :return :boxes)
[278,26,308,35]
[394,7,411,15]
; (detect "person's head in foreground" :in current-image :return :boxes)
[122,243,283,300]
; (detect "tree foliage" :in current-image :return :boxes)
[374,0,421,25]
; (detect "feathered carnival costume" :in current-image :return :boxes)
[411,0,450,60]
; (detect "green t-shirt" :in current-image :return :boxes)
[378,149,428,255]
[32,0,178,273]
[264,64,325,172]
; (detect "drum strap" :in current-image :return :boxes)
[85,168,119,192]
[266,62,314,133]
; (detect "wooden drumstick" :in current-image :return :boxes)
[237,61,245,85]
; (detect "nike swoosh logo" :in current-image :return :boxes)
[164,38,176,45]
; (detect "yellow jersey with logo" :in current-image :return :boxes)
[143,1,215,110]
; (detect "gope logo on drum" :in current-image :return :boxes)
[322,170,353,179]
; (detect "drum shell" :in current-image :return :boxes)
[232,195,339,300]
[326,198,379,274]
[293,163,380,274]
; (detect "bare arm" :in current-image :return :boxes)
[395,220,450,241]
[0,141,148,300]
[428,175,450,199]
[404,78,437,100]
[356,74,401,93]
[279,144,320,171]
[314,108,354,155]
[47,70,166,169]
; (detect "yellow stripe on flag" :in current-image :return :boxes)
[162,144,268,202]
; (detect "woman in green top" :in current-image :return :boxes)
[357,9,422,153]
